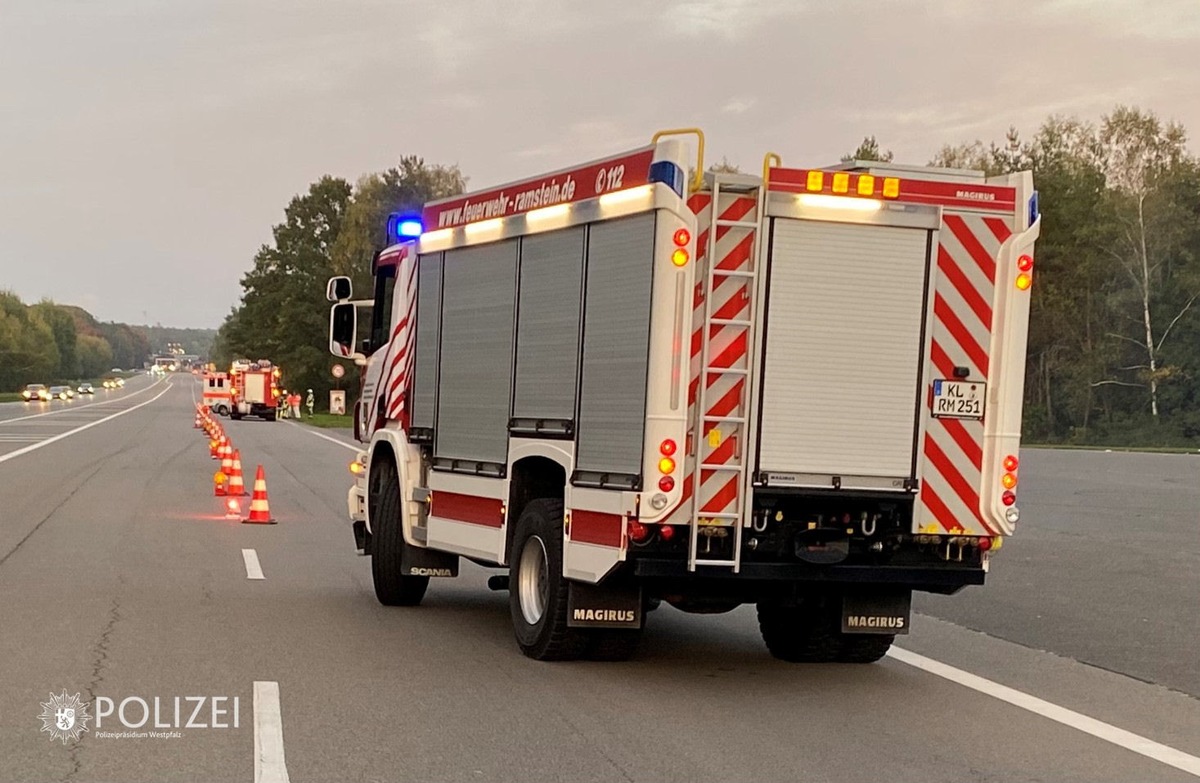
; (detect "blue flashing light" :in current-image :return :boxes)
[648,160,684,197]
[1028,191,1040,227]
[387,213,423,241]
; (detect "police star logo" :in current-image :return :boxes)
[38,691,92,744]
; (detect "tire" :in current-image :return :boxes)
[586,629,643,661]
[756,599,840,663]
[370,461,429,607]
[837,634,894,663]
[509,499,588,661]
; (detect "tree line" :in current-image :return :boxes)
[215,106,1200,445]
[0,292,216,391]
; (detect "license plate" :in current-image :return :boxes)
[932,379,985,420]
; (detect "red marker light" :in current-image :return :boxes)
[1017,254,1034,272]
[660,439,677,456]
[673,228,690,246]
[1001,491,1016,506]
[1003,455,1019,471]
[978,537,992,551]
[659,525,676,542]
[628,520,650,543]
[658,476,675,492]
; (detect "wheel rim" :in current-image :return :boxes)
[517,535,550,626]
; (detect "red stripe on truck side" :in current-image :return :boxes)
[433,492,504,528]
[571,510,622,548]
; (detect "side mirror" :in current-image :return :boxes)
[326,276,352,303]
[329,303,358,358]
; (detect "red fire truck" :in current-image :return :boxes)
[326,129,1039,662]
[229,359,281,421]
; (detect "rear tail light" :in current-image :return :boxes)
[658,476,675,492]
[673,228,690,246]
[659,525,676,542]
[1017,254,1034,272]
[660,439,677,456]
[628,520,651,543]
[1003,455,1019,471]
[1001,491,1016,506]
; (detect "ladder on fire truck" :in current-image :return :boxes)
[688,173,765,572]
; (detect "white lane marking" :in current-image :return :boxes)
[242,549,265,580]
[290,422,359,452]
[0,381,173,465]
[889,647,1200,777]
[253,681,291,783]
[0,380,160,425]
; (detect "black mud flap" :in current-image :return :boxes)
[352,520,371,556]
[400,542,459,577]
[567,580,642,629]
[841,590,911,635]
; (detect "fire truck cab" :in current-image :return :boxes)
[327,129,1039,662]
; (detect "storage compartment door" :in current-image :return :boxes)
[759,219,931,487]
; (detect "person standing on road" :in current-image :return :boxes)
[291,392,302,420]
[306,389,314,417]
[278,390,289,419]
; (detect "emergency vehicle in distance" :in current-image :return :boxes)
[228,359,282,421]
[202,370,233,416]
[326,129,1040,662]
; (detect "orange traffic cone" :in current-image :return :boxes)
[242,465,275,524]
[228,450,246,496]
[213,470,228,497]
[220,447,234,477]
[209,438,220,459]
[194,413,202,429]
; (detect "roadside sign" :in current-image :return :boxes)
[330,390,346,415]
[331,364,345,379]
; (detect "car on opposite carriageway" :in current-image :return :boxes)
[21,384,50,402]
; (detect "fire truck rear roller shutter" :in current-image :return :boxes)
[435,240,518,465]
[759,220,931,483]
[411,253,443,431]
[575,213,656,478]
[513,227,585,423]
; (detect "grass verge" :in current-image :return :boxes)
[296,413,353,429]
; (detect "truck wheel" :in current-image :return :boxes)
[370,462,429,607]
[756,599,840,663]
[509,499,588,661]
[837,634,894,663]
[586,629,643,661]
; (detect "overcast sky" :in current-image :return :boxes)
[2,0,1198,329]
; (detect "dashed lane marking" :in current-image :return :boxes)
[242,549,265,580]
[253,681,291,783]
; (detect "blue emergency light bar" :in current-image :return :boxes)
[387,213,423,241]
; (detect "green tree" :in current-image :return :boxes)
[77,334,115,378]
[841,135,894,163]
[331,157,466,292]
[33,302,80,379]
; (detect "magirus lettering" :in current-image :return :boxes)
[572,609,635,622]
[955,190,995,201]
[846,615,906,629]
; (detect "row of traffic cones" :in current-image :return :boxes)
[195,403,274,524]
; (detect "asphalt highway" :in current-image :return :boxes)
[2,377,1198,782]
